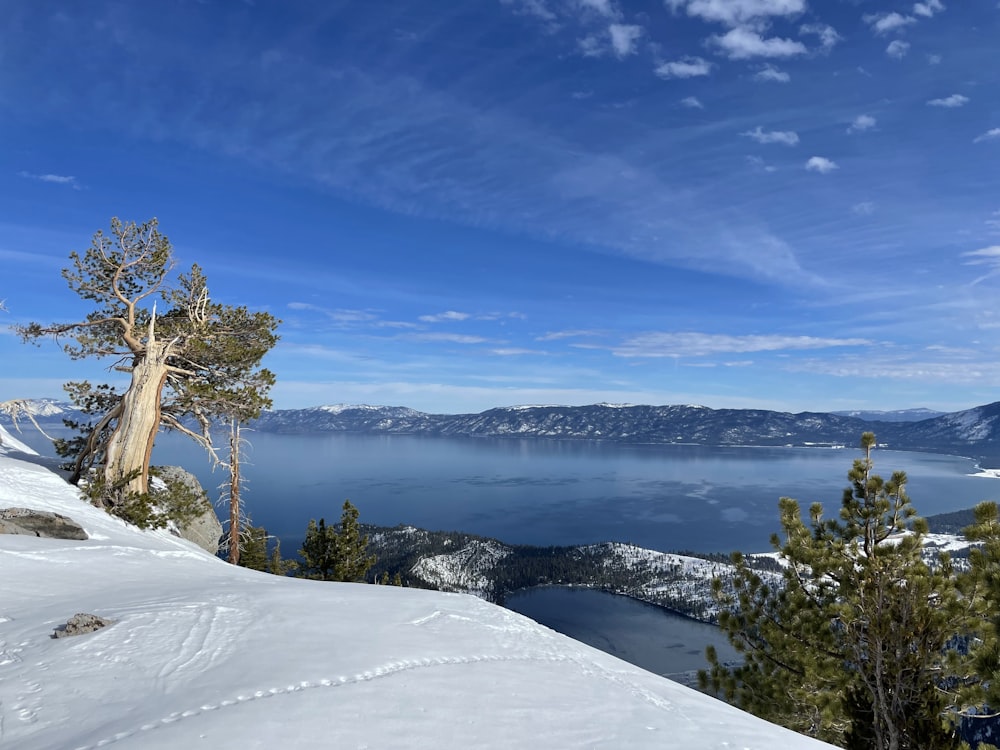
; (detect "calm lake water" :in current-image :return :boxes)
[506,586,740,679]
[150,432,997,554]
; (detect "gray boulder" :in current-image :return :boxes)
[53,613,113,638]
[0,507,88,540]
[153,465,223,555]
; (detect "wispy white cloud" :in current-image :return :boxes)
[865,12,917,35]
[17,171,81,189]
[500,0,558,25]
[805,156,838,173]
[927,94,969,107]
[746,155,776,173]
[886,40,910,59]
[475,311,527,321]
[974,128,1000,143]
[790,356,1000,385]
[287,302,381,325]
[490,347,545,356]
[852,201,876,216]
[741,125,799,145]
[654,56,712,78]
[753,64,790,83]
[666,0,806,28]
[578,34,604,57]
[579,23,643,58]
[964,246,1000,264]
[927,53,942,64]
[799,23,841,52]
[536,329,604,341]
[405,332,489,344]
[847,114,876,134]
[611,331,870,358]
[608,23,642,58]
[913,0,945,18]
[419,310,472,323]
[708,28,807,60]
[680,95,704,108]
[578,0,615,17]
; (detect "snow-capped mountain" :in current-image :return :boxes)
[9,398,1000,460]
[0,426,835,749]
[252,402,1000,460]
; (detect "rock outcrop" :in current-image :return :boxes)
[153,465,223,555]
[0,507,88,540]
[52,613,113,638]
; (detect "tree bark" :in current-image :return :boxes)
[228,419,241,565]
[103,341,170,497]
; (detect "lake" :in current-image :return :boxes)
[506,586,740,680]
[150,432,997,555]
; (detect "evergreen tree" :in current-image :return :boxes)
[298,518,338,580]
[333,499,376,582]
[268,536,293,576]
[958,501,1000,725]
[296,500,375,582]
[236,525,269,572]
[702,433,963,749]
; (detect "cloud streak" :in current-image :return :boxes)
[17,171,81,189]
[612,332,870,358]
[742,126,799,145]
[655,56,712,78]
[927,94,969,107]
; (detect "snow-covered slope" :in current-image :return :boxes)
[0,427,834,749]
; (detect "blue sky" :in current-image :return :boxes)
[2,0,999,414]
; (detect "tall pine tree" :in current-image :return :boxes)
[702,433,963,749]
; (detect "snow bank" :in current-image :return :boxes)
[0,446,835,749]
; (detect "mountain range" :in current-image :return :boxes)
[7,398,1000,461]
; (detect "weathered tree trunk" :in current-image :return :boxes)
[228,419,242,565]
[103,341,171,498]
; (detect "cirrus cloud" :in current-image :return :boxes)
[419,311,472,323]
[17,171,81,189]
[741,126,799,145]
[612,331,870,358]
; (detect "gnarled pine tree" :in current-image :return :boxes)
[17,217,278,522]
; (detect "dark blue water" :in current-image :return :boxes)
[148,432,998,554]
[506,586,740,679]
